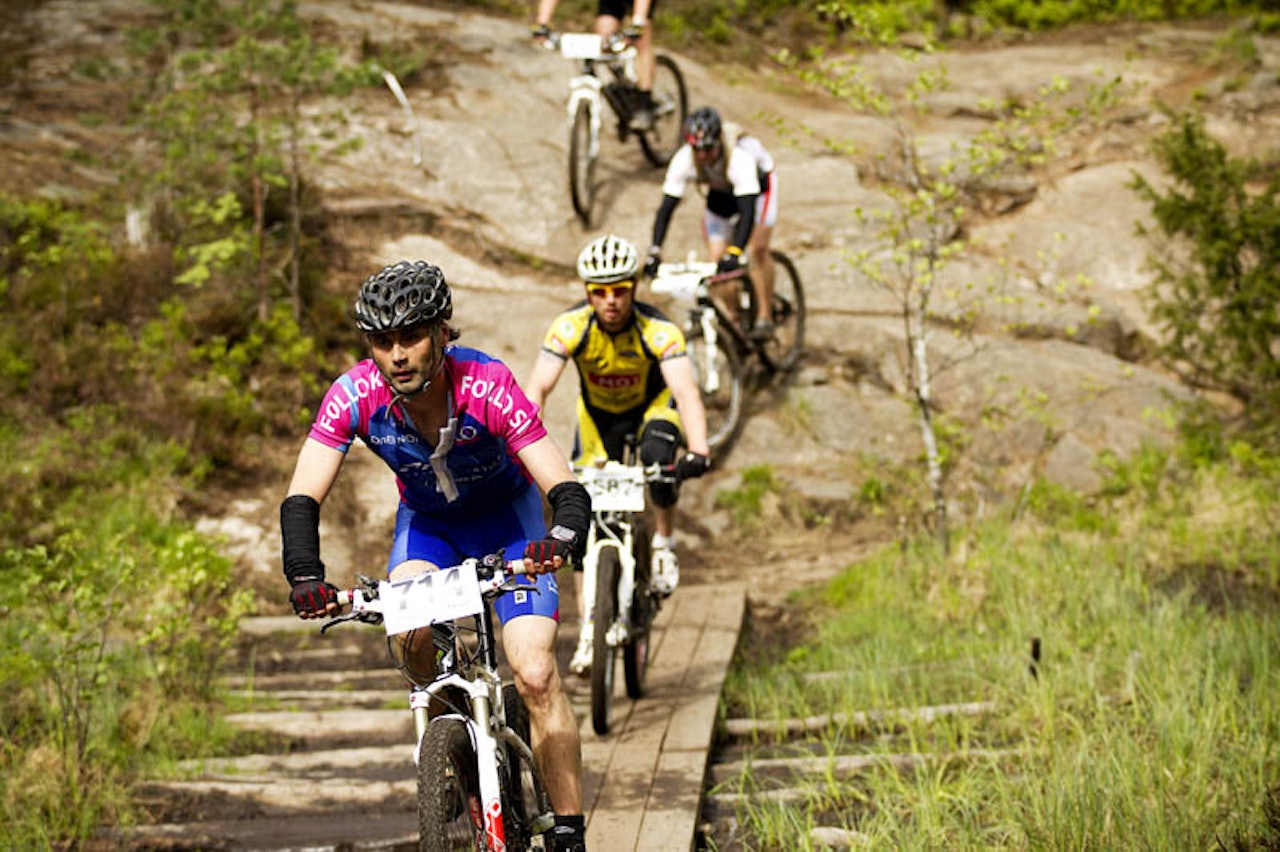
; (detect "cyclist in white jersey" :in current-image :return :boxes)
[642,106,780,340]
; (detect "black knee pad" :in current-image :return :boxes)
[639,420,680,508]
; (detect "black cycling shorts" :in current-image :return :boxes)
[598,0,658,21]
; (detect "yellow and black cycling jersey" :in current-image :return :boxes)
[540,300,689,417]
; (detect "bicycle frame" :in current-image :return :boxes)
[651,259,751,387]
[558,33,639,125]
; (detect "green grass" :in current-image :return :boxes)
[717,448,1280,848]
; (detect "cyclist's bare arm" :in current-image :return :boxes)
[285,438,346,504]
[516,433,582,575]
[660,356,711,456]
[525,349,569,413]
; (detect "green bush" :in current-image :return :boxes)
[0,417,251,843]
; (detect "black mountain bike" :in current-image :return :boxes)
[650,251,806,458]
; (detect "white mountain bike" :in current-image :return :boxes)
[572,450,678,735]
[323,554,554,851]
[544,31,688,226]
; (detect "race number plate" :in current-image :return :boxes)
[578,464,646,512]
[559,33,604,60]
[378,561,484,636]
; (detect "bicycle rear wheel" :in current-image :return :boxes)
[751,250,806,372]
[501,683,552,851]
[417,718,482,852]
[686,327,745,459]
[638,54,688,167]
[569,99,596,225]
[591,545,620,735]
[624,516,653,700]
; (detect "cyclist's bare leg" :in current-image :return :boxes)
[388,559,440,685]
[655,504,674,539]
[503,614,584,815]
[596,14,654,91]
[704,232,749,334]
[748,222,776,325]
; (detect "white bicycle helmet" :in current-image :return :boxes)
[577,234,639,285]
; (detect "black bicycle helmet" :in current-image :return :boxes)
[684,106,722,151]
[354,260,452,332]
[577,234,640,284]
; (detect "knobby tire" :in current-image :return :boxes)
[752,250,806,372]
[417,718,482,852]
[591,546,620,735]
[569,99,595,225]
[638,54,688,167]
[686,327,746,460]
[501,683,551,851]
[623,516,653,699]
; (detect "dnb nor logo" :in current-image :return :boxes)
[588,372,641,389]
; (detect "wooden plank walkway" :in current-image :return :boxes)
[574,582,747,852]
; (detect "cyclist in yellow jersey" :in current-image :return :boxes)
[526,235,710,674]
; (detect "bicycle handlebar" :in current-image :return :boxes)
[325,553,529,629]
[649,259,748,303]
[540,30,632,60]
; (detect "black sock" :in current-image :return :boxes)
[553,814,586,833]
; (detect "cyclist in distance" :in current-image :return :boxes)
[643,105,780,340]
[280,260,591,852]
[525,234,711,674]
[532,0,659,130]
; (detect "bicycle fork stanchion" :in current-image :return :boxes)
[568,75,602,161]
[697,305,722,393]
[581,520,638,652]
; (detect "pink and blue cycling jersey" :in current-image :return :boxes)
[307,345,548,515]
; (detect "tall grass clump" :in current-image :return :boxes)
[721,440,1280,848]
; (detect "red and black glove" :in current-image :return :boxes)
[289,577,338,617]
[523,531,577,567]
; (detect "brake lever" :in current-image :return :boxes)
[320,612,361,634]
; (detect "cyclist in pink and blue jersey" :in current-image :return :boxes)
[280,259,590,852]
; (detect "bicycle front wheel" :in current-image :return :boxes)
[591,545,620,735]
[569,99,596,225]
[417,718,482,852]
[638,54,688,167]
[752,250,806,372]
[686,327,745,459]
[501,683,552,850]
[624,515,653,700]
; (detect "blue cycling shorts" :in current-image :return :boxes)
[386,485,561,624]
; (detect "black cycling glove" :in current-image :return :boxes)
[643,247,662,279]
[676,451,711,481]
[717,247,743,274]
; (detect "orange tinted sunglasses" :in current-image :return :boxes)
[586,281,635,299]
